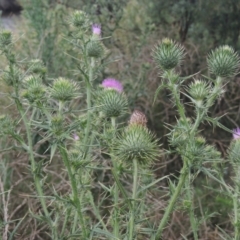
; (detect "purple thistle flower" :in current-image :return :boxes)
[92,24,101,35]
[233,128,240,140]
[102,78,123,93]
[73,133,79,141]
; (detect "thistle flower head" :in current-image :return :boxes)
[49,115,66,140]
[21,75,46,104]
[207,45,240,78]
[114,125,159,166]
[71,10,89,28]
[86,40,104,58]
[92,24,101,36]
[188,79,210,102]
[50,78,79,102]
[98,89,128,118]
[2,65,22,86]
[28,59,47,77]
[129,110,147,127]
[153,38,185,70]
[233,128,240,140]
[102,78,123,93]
[73,133,79,141]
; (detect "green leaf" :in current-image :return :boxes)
[50,143,57,163]
[153,83,166,104]
[98,181,111,193]
[92,228,120,239]
[137,175,169,194]
[9,213,28,240]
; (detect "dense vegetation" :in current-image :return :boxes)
[1,0,240,239]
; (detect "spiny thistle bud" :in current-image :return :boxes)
[228,128,240,163]
[71,11,89,28]
[0,30,12,48]
[21,75,45,104]
[195,136,206,145]
[188,80,210,105]
[68,149,90,169]
[204,145,221,160]
[86,40,104,58]
[50,78,78,102]
[129,110,147,127]
[207,45,240,78]
[49,115,65,138]
[186,136,221,166]
[2,65,22,86]
[153,38,185,70]
[28,59,47,77]
[114,125,159,166]
[98,89,128,118]
[168,118,192,148]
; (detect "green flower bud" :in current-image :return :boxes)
[51,78,78,102]
[71,11,89,28]
[207,46,240,78]
[195,136,206,145]
[0,30,12,48]
[68,149,90,169]
[28,59,47,77]
[86,40,104,58]
[153,38,185,70]
[204,145,221,160]
[114,125,159,166]
[2,65,22,86]
[21,75,45,104]
[168,118,192,148]
[50,115,65,138]
[188,80,210,101]
[98,89,128,118]
[186,138,220,166]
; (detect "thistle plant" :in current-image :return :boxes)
[1,8,240,240]
[113,110,159,239]
[153,38,240,239]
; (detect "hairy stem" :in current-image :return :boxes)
[156,160,188,239]
[59,144,88,238]
[128,158,138,240]
[186,173,198,240]
[111,117,120,238]
[83,57,95,157]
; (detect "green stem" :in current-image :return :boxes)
[170,81,188,125]
[190,110,201,135]
[111,117,120,238]
[83,58,94,157]
[15,99,58,238]
[59,144,88,238]
[186,173,198,240]
[61,208,71,236]
[233,167,240,240]
[72,210,78,234]
[155,160,188,239]
[129,158,138,240]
